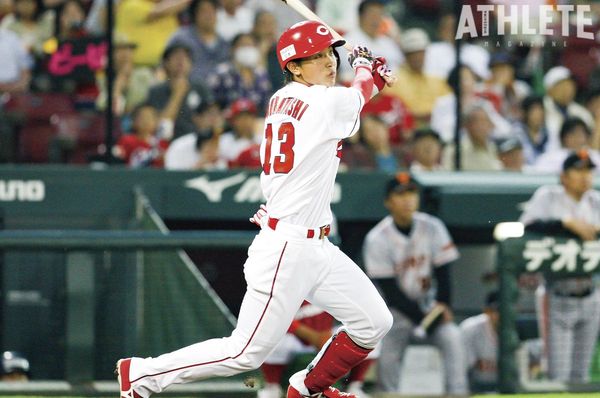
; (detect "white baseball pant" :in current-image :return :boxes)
[126,222,392,397]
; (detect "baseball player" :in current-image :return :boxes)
[117,20,395,398]
[519,149,600,382]
[362,172,468,395]
[459,291,499,392]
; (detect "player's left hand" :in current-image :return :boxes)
[249,204,268,228]
[348,46,374,71]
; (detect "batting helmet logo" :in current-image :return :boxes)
[276,20,345,71]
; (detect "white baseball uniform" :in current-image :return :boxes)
[124,80,392,397]
[519,184,600,382]
[363,212,468,395]
[460,313,498,389]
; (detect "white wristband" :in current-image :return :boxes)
[352,57,372,71]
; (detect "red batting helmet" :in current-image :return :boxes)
[276,20,346,71]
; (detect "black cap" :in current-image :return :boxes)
[562,149,596,171]
[412,128,442,144]
[385,172,419,196]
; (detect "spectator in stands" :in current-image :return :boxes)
[543,66,595,151]
[360,87,415,146]
[114,103,169,167]
[251,10,281,91]
[53,0,87,41]
[513,95,549,166]
[485,51,530,122]
[584,88,600,149]
[460,291,499,393]
[338,0,403,82]
[441,102,503,171]
[341,114,400,172]
[218,97,261,167]
[216,0,254,42]
[520,150,600,383]
[84,0,121,35]
[408,128,444,172]
[497,137,525,172]
[96,33,153,117]
[0,27,32,93]
[164,101,226,170]
[0,351,30,382]
[146,42,214,139]
[0,0,52,56]
[424,11,490,80]
[168,0,229,82]
[206,32,272,114]
[431,65,512,144]
[534,117,600,174]
[116,0,187,67]
[43,0,102,103]
[0,27,32,162]
[387,28,450,124]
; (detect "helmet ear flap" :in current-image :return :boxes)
[333,48,340,71]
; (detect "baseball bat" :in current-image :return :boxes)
[280,0,353,52]
[420,304,445,331]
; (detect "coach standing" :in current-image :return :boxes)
[519,149,600,382]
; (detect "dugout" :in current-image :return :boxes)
[0,166,560,382]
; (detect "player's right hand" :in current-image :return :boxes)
[249,204,268,228]
[371,56,394,90]
[348,46,374,72]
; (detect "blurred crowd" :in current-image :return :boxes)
[0,0,600,173]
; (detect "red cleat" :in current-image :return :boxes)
[116,358,142,398]
[287,385,356,398]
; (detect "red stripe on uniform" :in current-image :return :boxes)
[131,242,289,383]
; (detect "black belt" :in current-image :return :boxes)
[552,287,594,298]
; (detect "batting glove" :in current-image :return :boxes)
[372,56,392,91]
[348,46,374,72]
[249,204,268,228]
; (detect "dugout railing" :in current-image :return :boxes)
[0,188,260,395]
[497,230,600,394]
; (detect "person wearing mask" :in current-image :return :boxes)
[207,32,272,114]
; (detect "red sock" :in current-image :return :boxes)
[304,331,371,394]
[260,363,286,384]
[347,359,373,383]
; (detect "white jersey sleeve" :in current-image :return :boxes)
[429,216,460,266]
[322,86,364,139]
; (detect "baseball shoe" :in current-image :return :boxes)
[116,358,142,398]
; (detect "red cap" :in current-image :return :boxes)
[227,98,257,119]
[276,20,345,71]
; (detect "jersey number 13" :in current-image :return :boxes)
[263,122,295,175]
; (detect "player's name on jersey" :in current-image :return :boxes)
[266,96,310,121]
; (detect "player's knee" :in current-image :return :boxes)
[233,347,273,371]
[364,307,394,344]
[377,307,394,337]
